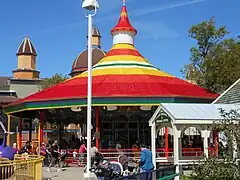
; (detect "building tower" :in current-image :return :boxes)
[88,25,101,48]
[13,37,40,80]
[70,25,106,77]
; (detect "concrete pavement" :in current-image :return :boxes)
[43,167,84,180]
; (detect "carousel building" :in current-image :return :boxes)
[4,3,218,150]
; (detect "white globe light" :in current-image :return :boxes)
[140,106,152,111]
[71,106,82,112]
[107,106,117,111]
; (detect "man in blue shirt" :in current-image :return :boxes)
[139,144,154,180]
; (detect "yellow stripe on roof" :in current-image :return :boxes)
[98,55,148,63]
[80,68,173,77]
[111,44,136,50]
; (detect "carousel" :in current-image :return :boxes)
[4,3,218,152]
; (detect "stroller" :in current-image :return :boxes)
[86,153,124,179]
[90,159,124,179]
[118,155,139,175]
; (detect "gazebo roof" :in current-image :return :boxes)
[149,103,240,125]
[4,3,218,115]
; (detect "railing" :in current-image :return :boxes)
[60,148,218,166]
[0,155,44,180]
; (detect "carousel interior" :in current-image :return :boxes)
[9,105,207,152]
[16,106,158,149]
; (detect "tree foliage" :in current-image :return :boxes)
[185,109,240,180]
[40,73,68,90]
[182,18,240,93]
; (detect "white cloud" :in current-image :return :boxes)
[130,0,206,16]
[95,0,206,40]
[21,0,206,37]
[97,0,206,20]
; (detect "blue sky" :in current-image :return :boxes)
[0,0,239,78]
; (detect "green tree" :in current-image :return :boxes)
[186,109,240,180]
[203,39,240,92]
[182,18,240,93]
[40,73,68,90]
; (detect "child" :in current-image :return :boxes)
[73,149,77,162]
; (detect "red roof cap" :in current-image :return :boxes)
[111,3,137,35]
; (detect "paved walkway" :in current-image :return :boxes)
[43,167,84,180]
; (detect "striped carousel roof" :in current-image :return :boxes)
[4,3,218,115]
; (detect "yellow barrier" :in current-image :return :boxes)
[0,155,44,180]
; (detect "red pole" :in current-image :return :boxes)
[19,113,22,149]
[165,127,169,157]
[95,107,100,149]
[29,117,32,143]
[214,130,219,156]
[40,111,44,144]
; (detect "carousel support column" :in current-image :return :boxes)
[7,115,11,146]
[19,113,23,149]
[95,107,100,149]
[213,129,219,156]
[39,111,44,144]
[173,125,181,180]
[29,116,32,143]
[201,130,210,158]
[165,127,169,157]
[151,121,156,169]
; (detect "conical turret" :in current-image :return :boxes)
[111,2,137,45]
[13,36,40,80]
[16,36,37,56]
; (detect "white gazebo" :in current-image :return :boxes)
[149,103,240,180]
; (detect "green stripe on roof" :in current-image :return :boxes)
[4,98,176,114]
[4,96,212,115]
[93,63,158,70]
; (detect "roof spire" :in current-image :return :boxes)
[111,1,137,35]
[122,0,126,6]
[16,36,37,56]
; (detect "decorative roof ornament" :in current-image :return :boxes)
[122,0,126,6]
[16,36,37,56]
[111,0,137,36]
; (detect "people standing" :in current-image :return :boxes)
[19,141,32,154]
[90,142,102,167]
[79,140,87,166]
[47,140,61,172]
[139,144,154,180]
[73,149,77,162]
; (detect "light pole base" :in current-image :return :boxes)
[83,172,98,180]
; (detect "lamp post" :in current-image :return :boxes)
[82,0,99,179]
